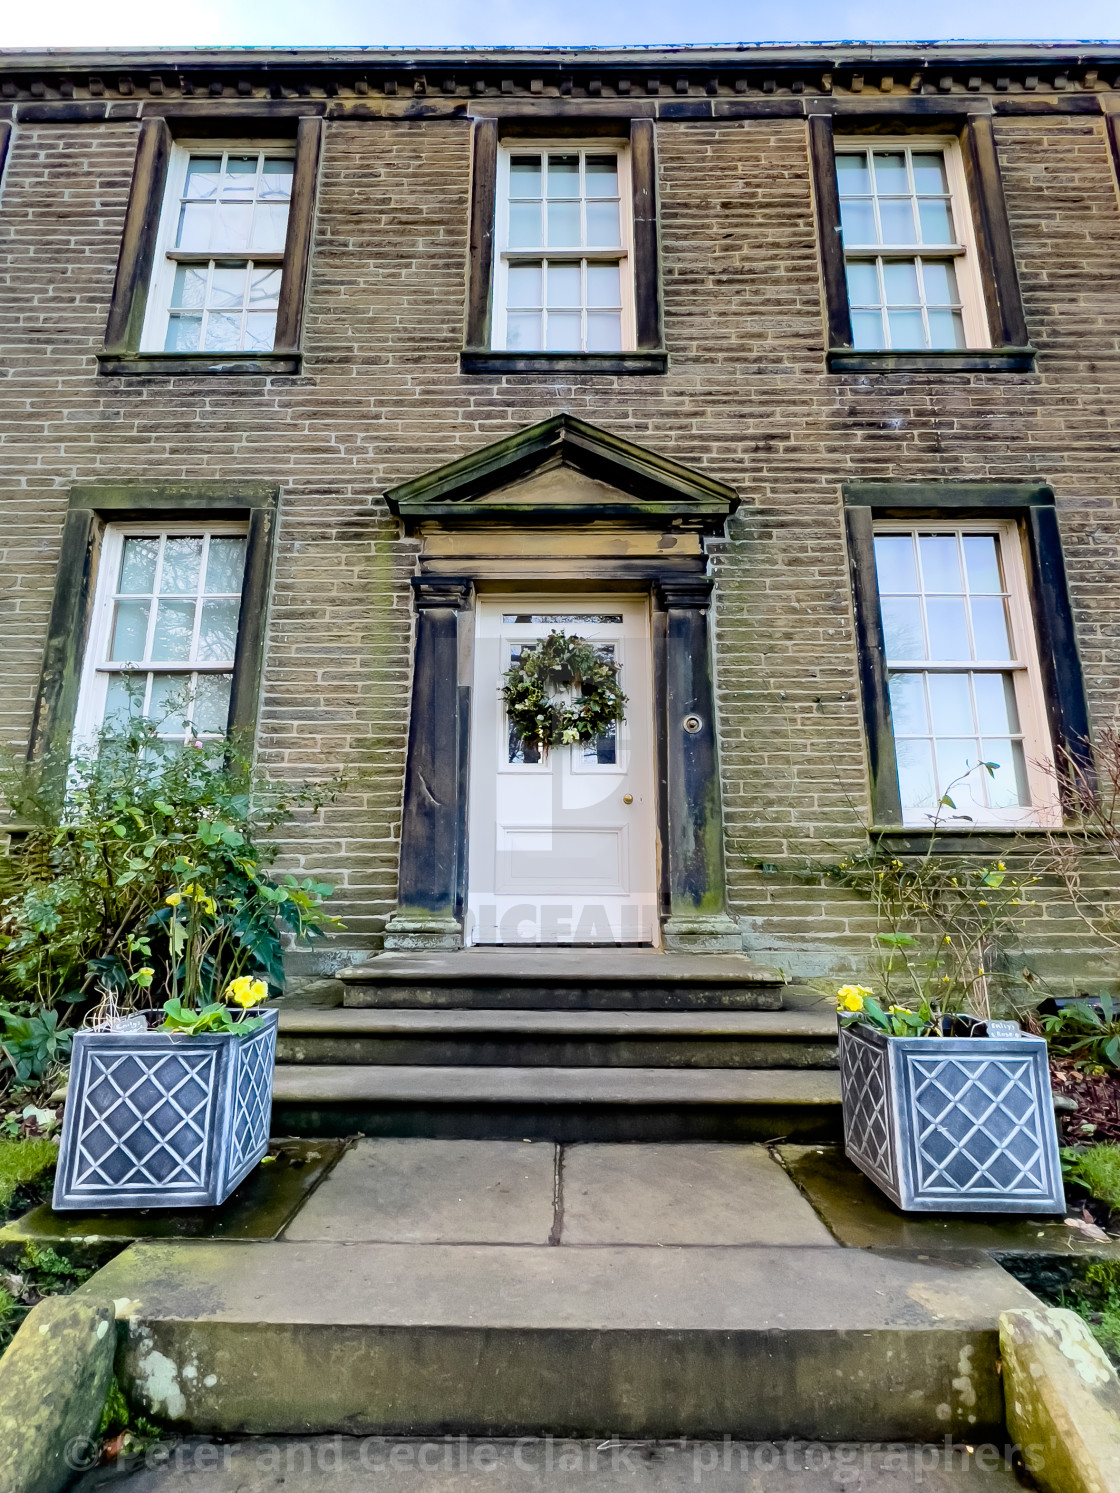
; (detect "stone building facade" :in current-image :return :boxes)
[1,42,1119,997]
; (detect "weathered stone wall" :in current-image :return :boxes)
[1,107,1119,988]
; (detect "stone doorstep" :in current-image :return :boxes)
[82,1240,1035,1441]
[70,1436,1026,1493]
[277,1008,837,1037]
[340,949,786,987]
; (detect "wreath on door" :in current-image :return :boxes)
[503,630,627,754]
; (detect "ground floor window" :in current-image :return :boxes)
[74,524,248,744]
[872,519,1058,827]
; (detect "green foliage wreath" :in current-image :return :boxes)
[503,631,627,754]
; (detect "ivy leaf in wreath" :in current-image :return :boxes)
[502,631,627,756]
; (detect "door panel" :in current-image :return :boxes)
[467,596,658,945]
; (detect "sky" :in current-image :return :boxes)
[1,0,1118,51]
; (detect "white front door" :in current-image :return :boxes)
[467,595,658,945]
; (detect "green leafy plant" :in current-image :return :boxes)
[1042,997,1120,1071]
[821,766,1038,1030]
[1062,1143,1120,1212]
[0,709,342,1082]
[503,631,626,755]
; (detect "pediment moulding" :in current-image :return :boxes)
[1,45,1119,115]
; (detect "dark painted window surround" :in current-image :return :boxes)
[461,115,667,375]
[843,482,1091,835]
[28,483,278,768]
[97,116,322,377]
[809,101,1035,374]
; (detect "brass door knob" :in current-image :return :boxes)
[622,794,634,804]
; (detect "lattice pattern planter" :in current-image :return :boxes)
[839,1022,1066,1214]
[53,1009,277,1210]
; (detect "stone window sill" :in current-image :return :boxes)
[97,351,302,377]
[460,349,668,376]
[869,825,1060,854]
[827,347,1036,374]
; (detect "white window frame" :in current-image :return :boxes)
[139,139,295,354]
[492,140,635,353]
[835,136,989,351]
[74,521,249,747]
[874,517,1059,828]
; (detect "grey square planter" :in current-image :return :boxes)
[53,1009,277,1211]
[839,1021,1066,1214]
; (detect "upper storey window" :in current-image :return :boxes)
[140,145,294,355]
[835,139,988,353]
[493,144,634,354]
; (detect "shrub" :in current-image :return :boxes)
[1063,1142,1120,1213]
[0,1136,57,1214]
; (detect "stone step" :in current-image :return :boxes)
[86,1239,1036,1441]
[270,1064,843,1142]
[339,948,785,1011]
[275,1006,839,1069]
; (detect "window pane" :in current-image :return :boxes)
[983,740,1029,807]
[927,672,975,735]
[970,597,1012,660]
[197,599,240,661]
[205,537,247,594]
[925,598,971,660]
[506,313,542,350]
[203,313,243,352]
[896,738,937,809]
[176,202,213,251]
[161,537,203,594]
[110,601,150,662]
[910,153,949,193]
[192,674,233,735]
[223,155,258,193]
[926,309,965,349]
[839,199,876,243]
[878,198,917,244]
[546,262,581,308]
[962,534,1002,593]
[586,312,622,352]
[148,673,192,732]
[547,155,580,197]
[508,202,541,248]
[882,259,920,304]
[209,204,252,253]
[243,312,277,351]
[835,152,871,192]
[872,152,909,193]
[880,596,925,659]
[118,537,159,595]
[184,157,222,199]
[935,739,983,803]
[887,672,928,735]
[507,262,543,309]
[250,204,290,253]
[151,600,196,662]
[844,260,879,305]
[104,673,146,723]
[170,264,207,309]
[873,533,918,593]
[919,534,962,593]
[851,310,885,349]
[251,263,283,303]
[585,155,619,195]
[545,312,582,351]
[165,315,202,352]
[546,201,581,248]
[586,262,621,308]
[509,156,542,197]
[260,158,294,197]
[210,263,248,308]
[917,198,955,244]
[920,260,958,304]
[586,200,620,247]
[973,672,1020,735]
[887,310,925,348]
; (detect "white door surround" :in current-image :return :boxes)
[467,594,658,946]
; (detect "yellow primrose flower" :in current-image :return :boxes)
[165,892,182,907]
[225,975,268,1009]
[133,966,155,988]
[836,985,873,1013]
